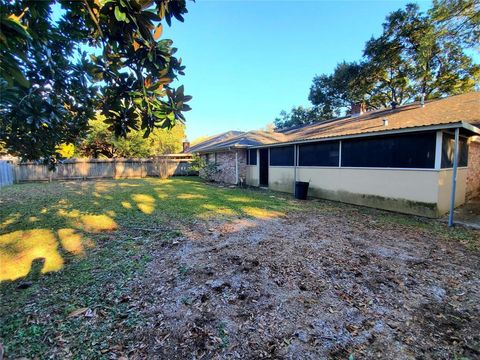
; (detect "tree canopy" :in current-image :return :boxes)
[76,113,186,158]
[0,0,191,165]
[275,0,479,130]
[274,106,329,130]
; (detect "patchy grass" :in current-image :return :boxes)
[1,177,478,359]
[306,198,479,250]
[0,177,292,282]
[0,177,295,358]
[374,210,479,250]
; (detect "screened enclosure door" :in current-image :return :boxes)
[259,149,269,187]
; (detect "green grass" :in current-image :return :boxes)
[0,177,295,358]
[1,176,478,358]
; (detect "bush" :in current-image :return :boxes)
[190,155,219,181]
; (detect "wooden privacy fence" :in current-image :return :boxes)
[0,160,14,188]
[10,155,195,183]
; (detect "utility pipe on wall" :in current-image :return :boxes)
[448,127,460,227]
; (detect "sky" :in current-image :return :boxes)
[162,0,434,141]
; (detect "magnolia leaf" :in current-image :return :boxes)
[114,6,127,22]
[154,24,163,40]
[159,77,172,84]
[9,67,30,88]
[132,40,141,51]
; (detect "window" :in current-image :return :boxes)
[247,149,257,165]
[270,146,294,166]
[441,133,468,168]
[341,132,436,168]
[298,141,339,166]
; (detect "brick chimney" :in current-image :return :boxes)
[182,141,190,153]
[351,102,367,117]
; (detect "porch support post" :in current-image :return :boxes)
[448,127,460,227]
[235,150,239,185]
[434,131,442,170]
[339,140,342,167]
[257,150,260,187]
[293,144,297,194]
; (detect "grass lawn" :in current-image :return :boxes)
[0,177,294,357]
[1,177,479,359]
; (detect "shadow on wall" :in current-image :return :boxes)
[0,177,290,282]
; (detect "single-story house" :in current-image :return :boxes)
[188,92,480,218]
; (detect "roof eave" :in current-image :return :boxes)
[461,121,480,135]
[194,144,249,154]
[249,122,480,149]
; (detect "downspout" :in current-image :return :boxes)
[448,128,459,227]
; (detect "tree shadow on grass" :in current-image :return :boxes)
[0,177,294,282]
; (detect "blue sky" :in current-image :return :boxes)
[163,0,434,141]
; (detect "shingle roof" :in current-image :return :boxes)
[190,130,289,153]
[284,92,480,142]
[187,131,244,153]
[190,92,480,152]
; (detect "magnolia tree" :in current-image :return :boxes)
[0,0,192,166]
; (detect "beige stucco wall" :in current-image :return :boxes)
[269,167,295,193]
[437,168,467,214]
[297,167,439,203]
[265,166,468,217]
[246,165,259,187]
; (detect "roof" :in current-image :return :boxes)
[187,131,244,153]
[189,130,289,153]
[190,92,480,152]
[283,92,480,143]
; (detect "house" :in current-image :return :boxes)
[188,92,480,217]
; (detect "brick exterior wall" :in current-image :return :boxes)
[200,150,247,185]
[466,138,480,200]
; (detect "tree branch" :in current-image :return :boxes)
[83,0,103,38]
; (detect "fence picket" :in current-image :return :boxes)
[5,156,194,183]
[0,161,14,188]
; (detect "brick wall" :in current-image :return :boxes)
[466,138,480,200]
[200,150,247,185]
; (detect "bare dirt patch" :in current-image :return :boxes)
[124,205,480,359]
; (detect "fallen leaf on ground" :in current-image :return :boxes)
[68,308,89,317]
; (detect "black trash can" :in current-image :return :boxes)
[294,181,309,200]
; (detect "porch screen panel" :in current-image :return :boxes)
[341,132,436,168]
[298,141,339,166]
[247,149,257,165]
[441,133,468,168]
[270,146,294,166]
